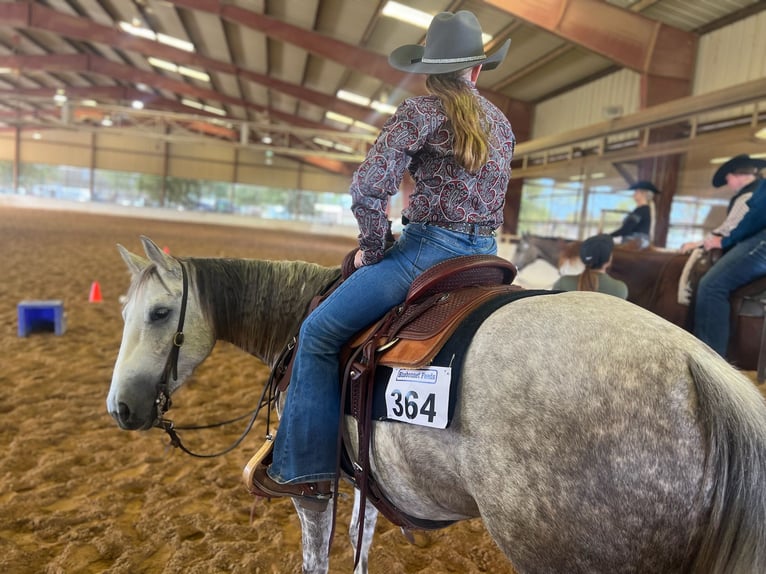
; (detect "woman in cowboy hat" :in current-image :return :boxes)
[246,11,515,507]
[693,153,766,358]
[608,180,660,248]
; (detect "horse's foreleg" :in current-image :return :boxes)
[349,490,378,574]
[293,499,335,574]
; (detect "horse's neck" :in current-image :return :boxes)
[189,258,340,366]
[536,238,567,267]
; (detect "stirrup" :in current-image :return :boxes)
[243,436,274,491]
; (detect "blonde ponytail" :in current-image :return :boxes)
[648,195,656,246]
[426,72,489,172]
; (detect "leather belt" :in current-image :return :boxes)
[420,221,496,237]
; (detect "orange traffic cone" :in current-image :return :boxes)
[89,281,103,303]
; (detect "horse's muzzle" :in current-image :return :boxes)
[110,402,155,431]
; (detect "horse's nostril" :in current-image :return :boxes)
[117,402,131,423]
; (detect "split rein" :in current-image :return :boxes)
[152,259,274,458]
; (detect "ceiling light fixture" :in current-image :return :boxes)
[181,98,203,110]
[352,120,379,133]
[382,1,435,30]
[178,66,210,82]
[381,1,492,43]
[202,104,226,116]
[370,100,397,115]
[119,22,194,52]
[147,58,210,82]
[337,90,371,107]
[325,111,354,125]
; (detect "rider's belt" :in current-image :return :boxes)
[416,221,495,237]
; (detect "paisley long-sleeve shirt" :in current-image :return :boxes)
[349,86,515,265]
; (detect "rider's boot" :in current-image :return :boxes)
[243,438,332,512]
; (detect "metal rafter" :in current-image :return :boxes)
[0,1,387,128]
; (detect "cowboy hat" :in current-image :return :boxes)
[389,11,511,75]
[711,154,766,187]
[628,180,660,194]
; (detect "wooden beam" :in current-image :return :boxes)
[484,0,696,80]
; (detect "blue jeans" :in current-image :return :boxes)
[268,223,497,484]
[694,229,766,357]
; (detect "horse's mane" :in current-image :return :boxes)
[189,258,340,365]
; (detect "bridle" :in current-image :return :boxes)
[151,258,265,458]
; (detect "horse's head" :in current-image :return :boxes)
[107,236,215,430]
[510,233,540,270]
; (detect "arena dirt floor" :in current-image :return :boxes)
[0,205,521,574]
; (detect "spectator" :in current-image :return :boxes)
[553,234,628,299]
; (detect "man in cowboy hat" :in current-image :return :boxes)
[680,153,766,254]
[608,180,660,247]
[693,153,766,358]
[245,10,515,508]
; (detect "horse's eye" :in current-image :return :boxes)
[150,308,171,322]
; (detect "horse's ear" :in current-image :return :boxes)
[140,235,176,273]
[117,244,148,276]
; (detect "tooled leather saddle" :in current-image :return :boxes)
[269,251,520,538]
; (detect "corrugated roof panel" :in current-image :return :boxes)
[179,11,230,62]
[504,49,614,102]
[643,0,759,31]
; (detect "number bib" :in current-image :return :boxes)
[384,366,451,429]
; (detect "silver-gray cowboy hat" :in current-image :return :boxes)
[389,11,511,74]
[712,154,766,187]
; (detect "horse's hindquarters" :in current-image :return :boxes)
[377,292,726,573]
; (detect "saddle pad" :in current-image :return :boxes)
[365,288,556,426]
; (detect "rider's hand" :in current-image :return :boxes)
[703,236,722,251]
[354,249,365,269]
[680,241,701,253]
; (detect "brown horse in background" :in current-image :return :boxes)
[511,234,766,370]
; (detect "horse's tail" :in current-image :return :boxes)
[688,353,766,573]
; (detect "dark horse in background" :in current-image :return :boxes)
[511,233,766,371]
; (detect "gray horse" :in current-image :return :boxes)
[108,236,766,574]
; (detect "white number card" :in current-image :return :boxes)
[385,366,452,429]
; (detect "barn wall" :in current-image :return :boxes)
[531,11,766,139]
[0,128,351,193]
[532,69,642,139]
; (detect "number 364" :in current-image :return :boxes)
[389,389,437,423]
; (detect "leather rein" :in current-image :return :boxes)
[151,259,265,458]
